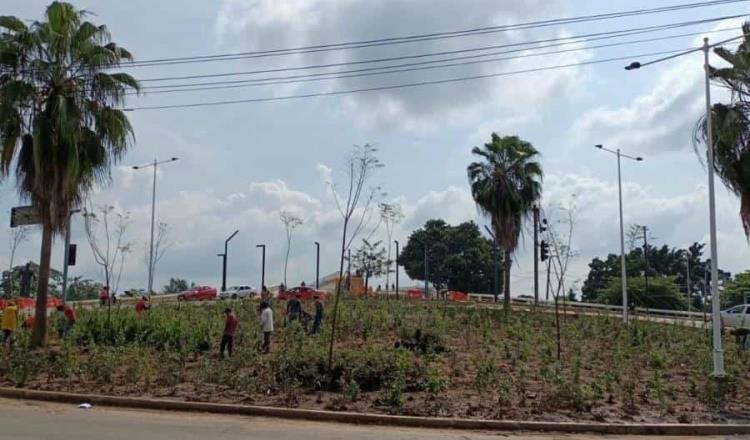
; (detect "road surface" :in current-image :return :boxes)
[0,398,742,440]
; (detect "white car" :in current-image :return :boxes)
[219,285,257,300]
[721,304,750,329]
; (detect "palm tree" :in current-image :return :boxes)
[697,23,750,237]
[0,2,139,346]
[467,133,543,316]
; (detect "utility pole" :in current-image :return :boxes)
[686,254,692,312]
[423,244,429,298]
[61,209,80,302]
[533,206,540,305]
[256,244,266,289]
[545,258,551,302]
[394,240,400,298]
[642,225,649,296]
[314,241,320,289]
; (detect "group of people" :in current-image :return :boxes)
[218,292,325,358]
[0,300,78,345]
[284,293,324,334]
[1,286,323,360]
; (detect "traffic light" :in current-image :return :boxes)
[540,240,549,261]
[67,244,77,266]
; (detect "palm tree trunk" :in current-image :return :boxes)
[741,192,750,238]
[503,249,512,318]
[31,221,53,347]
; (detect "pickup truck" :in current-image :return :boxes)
[721,304,750,329]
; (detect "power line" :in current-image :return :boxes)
[135,27,738,95]
[124,47,691,111]
[137,15,744,83]
[123,0,749,68]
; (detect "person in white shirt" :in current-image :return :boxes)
[260,301,274,354]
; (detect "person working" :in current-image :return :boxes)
[135,296,150,318]
[286,292,302,323]
[1,301,18,344]
[220,308,238,358]
[312,296,324,334]
[57,304,76,337]
[99,286,110,306]
[260,301,274,354]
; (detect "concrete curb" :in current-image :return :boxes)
[0,387,748,435]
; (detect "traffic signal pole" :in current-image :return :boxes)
[533,207,540,305]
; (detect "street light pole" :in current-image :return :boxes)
[424,244,429,298]
[221,230,239,292]
[595,144,643,325]
[132,157,179,295]
[533,206,540,305]
[315,241,320,289]
[256,244,266,289]
[394,240,400,298]
[686,254,692,312]
[624,35,737,376]
[703,37,725,376]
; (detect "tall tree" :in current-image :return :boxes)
[280,211,303,286]
[326,144,383,368]
[0,2,139,346]
[467,133,543,316]
[399,219,496,293]
[580,241,730,307]
[695,23,750,236]
[82,204,132,312]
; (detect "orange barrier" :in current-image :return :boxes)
[407,289,425,299]
[0,297,62,311]
[448,291,469,302]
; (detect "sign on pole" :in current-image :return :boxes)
[10,206,41,228]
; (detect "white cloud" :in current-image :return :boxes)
[572,20,742,155]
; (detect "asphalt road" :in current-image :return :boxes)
[0,398,744,440]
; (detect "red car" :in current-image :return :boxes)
[278,286,326,301]
[177,286,217,301]
[406,288,425,299]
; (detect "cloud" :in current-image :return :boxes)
[214,0,588,132]
[572,20,742,156]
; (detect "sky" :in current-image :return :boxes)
[3,0,750,296]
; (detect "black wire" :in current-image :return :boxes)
[137,15,744,83]
[123,47,689,111]
[123,0,749,67]
[135,27,737,95]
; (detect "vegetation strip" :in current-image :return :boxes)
[1,387,749,435]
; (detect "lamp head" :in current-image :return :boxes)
[636,157,644,161]
[625,62,641,71]
[595,144,603,149]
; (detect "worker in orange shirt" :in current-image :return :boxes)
[135,296,150,318]
[56,304,76,337]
